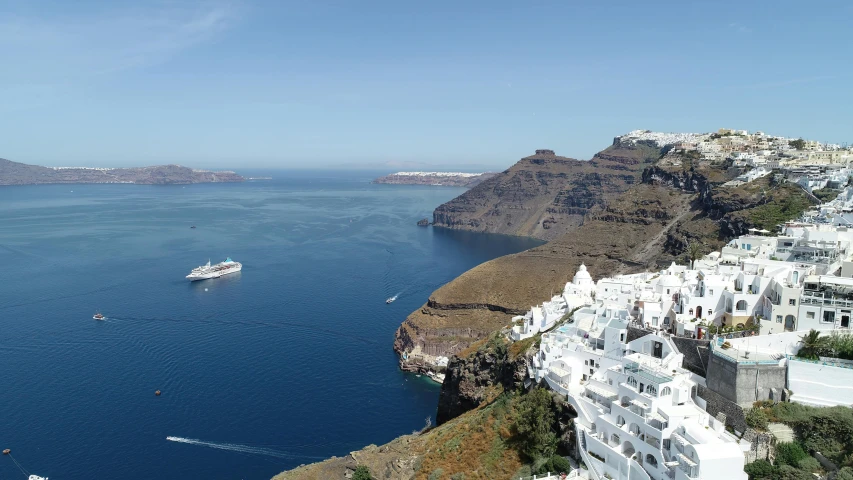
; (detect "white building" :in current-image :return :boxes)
[535,325,750,480]
[511,264,595,340]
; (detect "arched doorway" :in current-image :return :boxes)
[696,306,703,319]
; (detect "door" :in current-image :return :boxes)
[696,306,702,319]
[653,341,663,359]
[843,315,850,328]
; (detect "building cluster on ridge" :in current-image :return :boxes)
[507,132,853,480]
[624,128,853,192]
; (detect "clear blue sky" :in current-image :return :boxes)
[1,0,851,170]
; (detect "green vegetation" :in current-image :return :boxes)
[745,407,769,430]
[796,329,853,361]
[746,194,813,232]
[533,454,572,475]
[515,388,559,460]
[774,442,808,467]
[788,139,807,150]
[746,400,853,474]
[812,188,841,202]
[352,465,373,480]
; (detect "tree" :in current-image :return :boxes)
[775,442,808,467]
[352,465,373,480]
[798,329,825,360]
[515,388,559,460]
[687,242,705,270]
[789,138,807,150]
[744,459,775,479]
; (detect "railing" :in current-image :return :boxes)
[800,294,853,308]
[787,354,853,369]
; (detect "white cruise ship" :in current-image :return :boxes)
[186,257,242,281]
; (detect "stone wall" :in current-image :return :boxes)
[697,383,748,433]
[742,429,776,464]
[705,353,787,407]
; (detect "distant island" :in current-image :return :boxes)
[372,171,497,188]
[0,158,244,185]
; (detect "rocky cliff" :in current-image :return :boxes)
[432,141,662,241]
[0,158,244,185]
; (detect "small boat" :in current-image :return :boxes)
[93,312,104,320]
[386,295,397,304]
[190,226,196,229]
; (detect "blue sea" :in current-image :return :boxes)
[0,171,541,480]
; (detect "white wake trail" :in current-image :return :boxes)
[166,436,307,459]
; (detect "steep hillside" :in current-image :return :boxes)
[0,158,243,185]
[432,142,662,241]
[395,149,816,363]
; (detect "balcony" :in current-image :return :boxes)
[645,435,661,449]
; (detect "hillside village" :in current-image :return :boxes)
[502,130,853,480]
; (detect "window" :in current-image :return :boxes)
[736,300,747,311]
[646,385,657,396]
[661,387,671,396]
[789,299,796,306]
[663,439,671,450]
[666,288,671,295]
[617,415,625,427]
[776,315,783,323]
[590,369,594,375]
[628,376,638,387]
[620,333,625,342]
[823,311,836,323]
[652,316,659,326]
[709,289,714,295]
[646,454,658,468]
[807,311,816,319]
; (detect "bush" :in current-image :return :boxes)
[745,408,769,430]
[775,442,808,467]
[775,465,813,480]
[534,455,572,475]
[352,465,373,480]
[796,456,821,472]
[837,467,853,480]
[450,474,465,480]
[744,459,775,479]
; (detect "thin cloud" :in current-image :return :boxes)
[0,2,236,80]
[743,75,838,89]
[728,22,752,33]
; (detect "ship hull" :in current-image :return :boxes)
[186,263,242,281]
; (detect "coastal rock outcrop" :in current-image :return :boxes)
[435,333,535,424]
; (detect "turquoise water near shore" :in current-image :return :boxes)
[0,171,542,480]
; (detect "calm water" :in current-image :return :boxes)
[0,171,541,480]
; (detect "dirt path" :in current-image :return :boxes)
[626,203,694,268]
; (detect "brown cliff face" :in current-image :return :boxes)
[432,141,662,241]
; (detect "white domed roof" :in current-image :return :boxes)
[573,263,592,283]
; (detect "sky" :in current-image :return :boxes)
[0,0,851,170]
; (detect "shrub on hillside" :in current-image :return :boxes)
[745,407,769,430]
[534,455,571,475]
[352,465,373,480]
[775,442,808,467]
[515,388,559,460]
[775,465,813,480]
[796,456,821,473]
[837,467,853,480]
[744,459,775,479]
